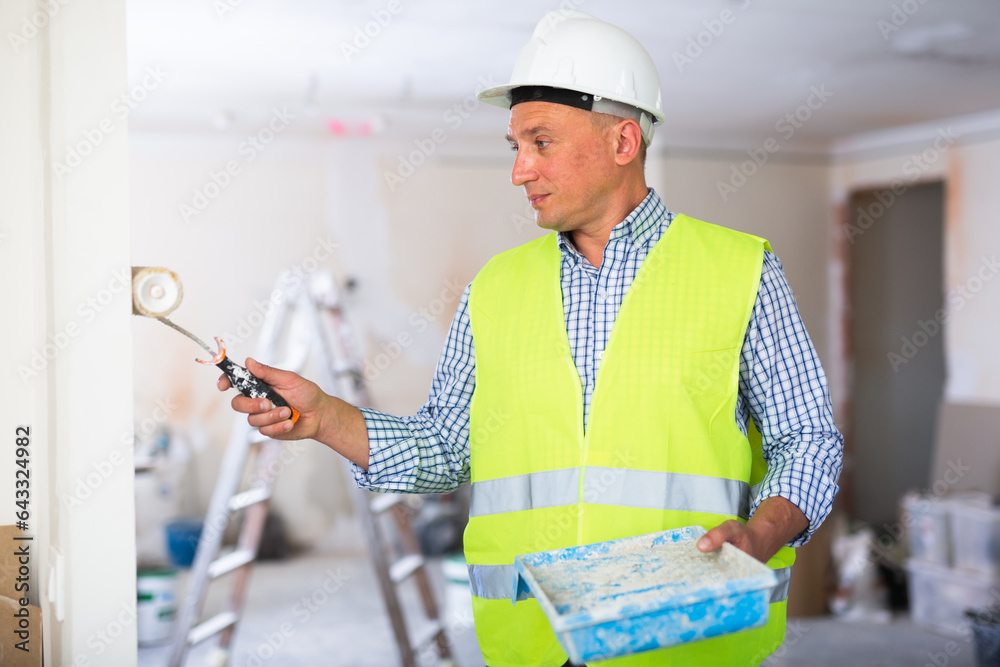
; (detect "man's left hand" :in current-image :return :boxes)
[695,496,809,564]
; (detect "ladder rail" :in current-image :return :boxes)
[166,294,294,667]
[302,280,452,665]
[391,504,451,659]
[167,416,254,667]
[302,288,419,665]
[218,439,284,648]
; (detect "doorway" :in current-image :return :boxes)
[847,181,946,530]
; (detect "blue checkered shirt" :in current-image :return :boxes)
[353,189,842,546]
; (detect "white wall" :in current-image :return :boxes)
[1,0,136,664]
[941,137,1000,403]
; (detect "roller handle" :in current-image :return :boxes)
[217,356,301,424]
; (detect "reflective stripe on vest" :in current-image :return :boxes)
[469,468,580,516]
[769,566,793,604]
[468,562,794,603]
[470,467,751,519]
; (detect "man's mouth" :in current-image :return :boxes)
[528,193,549,207]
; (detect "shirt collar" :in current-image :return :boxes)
[556,188,667,259]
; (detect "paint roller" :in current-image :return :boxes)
[131,266,300,424]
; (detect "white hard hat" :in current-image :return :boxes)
[478,10,664,145]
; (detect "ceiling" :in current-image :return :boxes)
[126,0,1000,154]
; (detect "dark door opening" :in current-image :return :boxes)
[847,181,946,530]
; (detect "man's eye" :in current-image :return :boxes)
[509,144,518,152]
[537,140,549,148]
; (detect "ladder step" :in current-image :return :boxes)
[187,611,239,646]
[369,493,405,515]
[228,487,271,512]
[208,549,255,579]
[412,619,444,650]
[389,554,424,584]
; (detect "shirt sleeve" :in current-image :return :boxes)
[351,284,475,493]
[738,251,844,547]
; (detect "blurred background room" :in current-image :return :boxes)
[3,1,1000,665]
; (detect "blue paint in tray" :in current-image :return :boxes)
[512,525,777,664]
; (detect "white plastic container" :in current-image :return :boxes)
[949,501,1000,577]
[137,567,178,645]
[905,558,1000,635]
[902,492,951,565]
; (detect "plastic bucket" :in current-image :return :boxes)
[966,609,1000,667]
[137,567,178,645]
[165,518,203,568]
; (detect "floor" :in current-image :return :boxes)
[138,551,979,667]
[139,550,483,667]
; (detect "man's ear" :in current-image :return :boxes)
[613,118,643,166]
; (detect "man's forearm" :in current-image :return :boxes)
[314,394,371,470]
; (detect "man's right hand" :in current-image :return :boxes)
[217,357,372,470]
[218,357,329,441]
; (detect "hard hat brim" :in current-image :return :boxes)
[476,82,664,127]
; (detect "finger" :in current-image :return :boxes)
[259,419,295,439]
[245,357,290,387]
[231,395,275,415]
[247,406,292,429]
[697,522,736,553]
[217,374,232,391]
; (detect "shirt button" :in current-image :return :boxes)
[596,289,609,302]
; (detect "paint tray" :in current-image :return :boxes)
[512,525,777,664]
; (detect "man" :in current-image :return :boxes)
[222,10,842,667]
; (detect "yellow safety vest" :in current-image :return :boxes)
[465,214,795,667]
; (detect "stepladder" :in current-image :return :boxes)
[166,270,455,667]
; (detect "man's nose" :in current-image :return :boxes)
[511,149,536,187]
